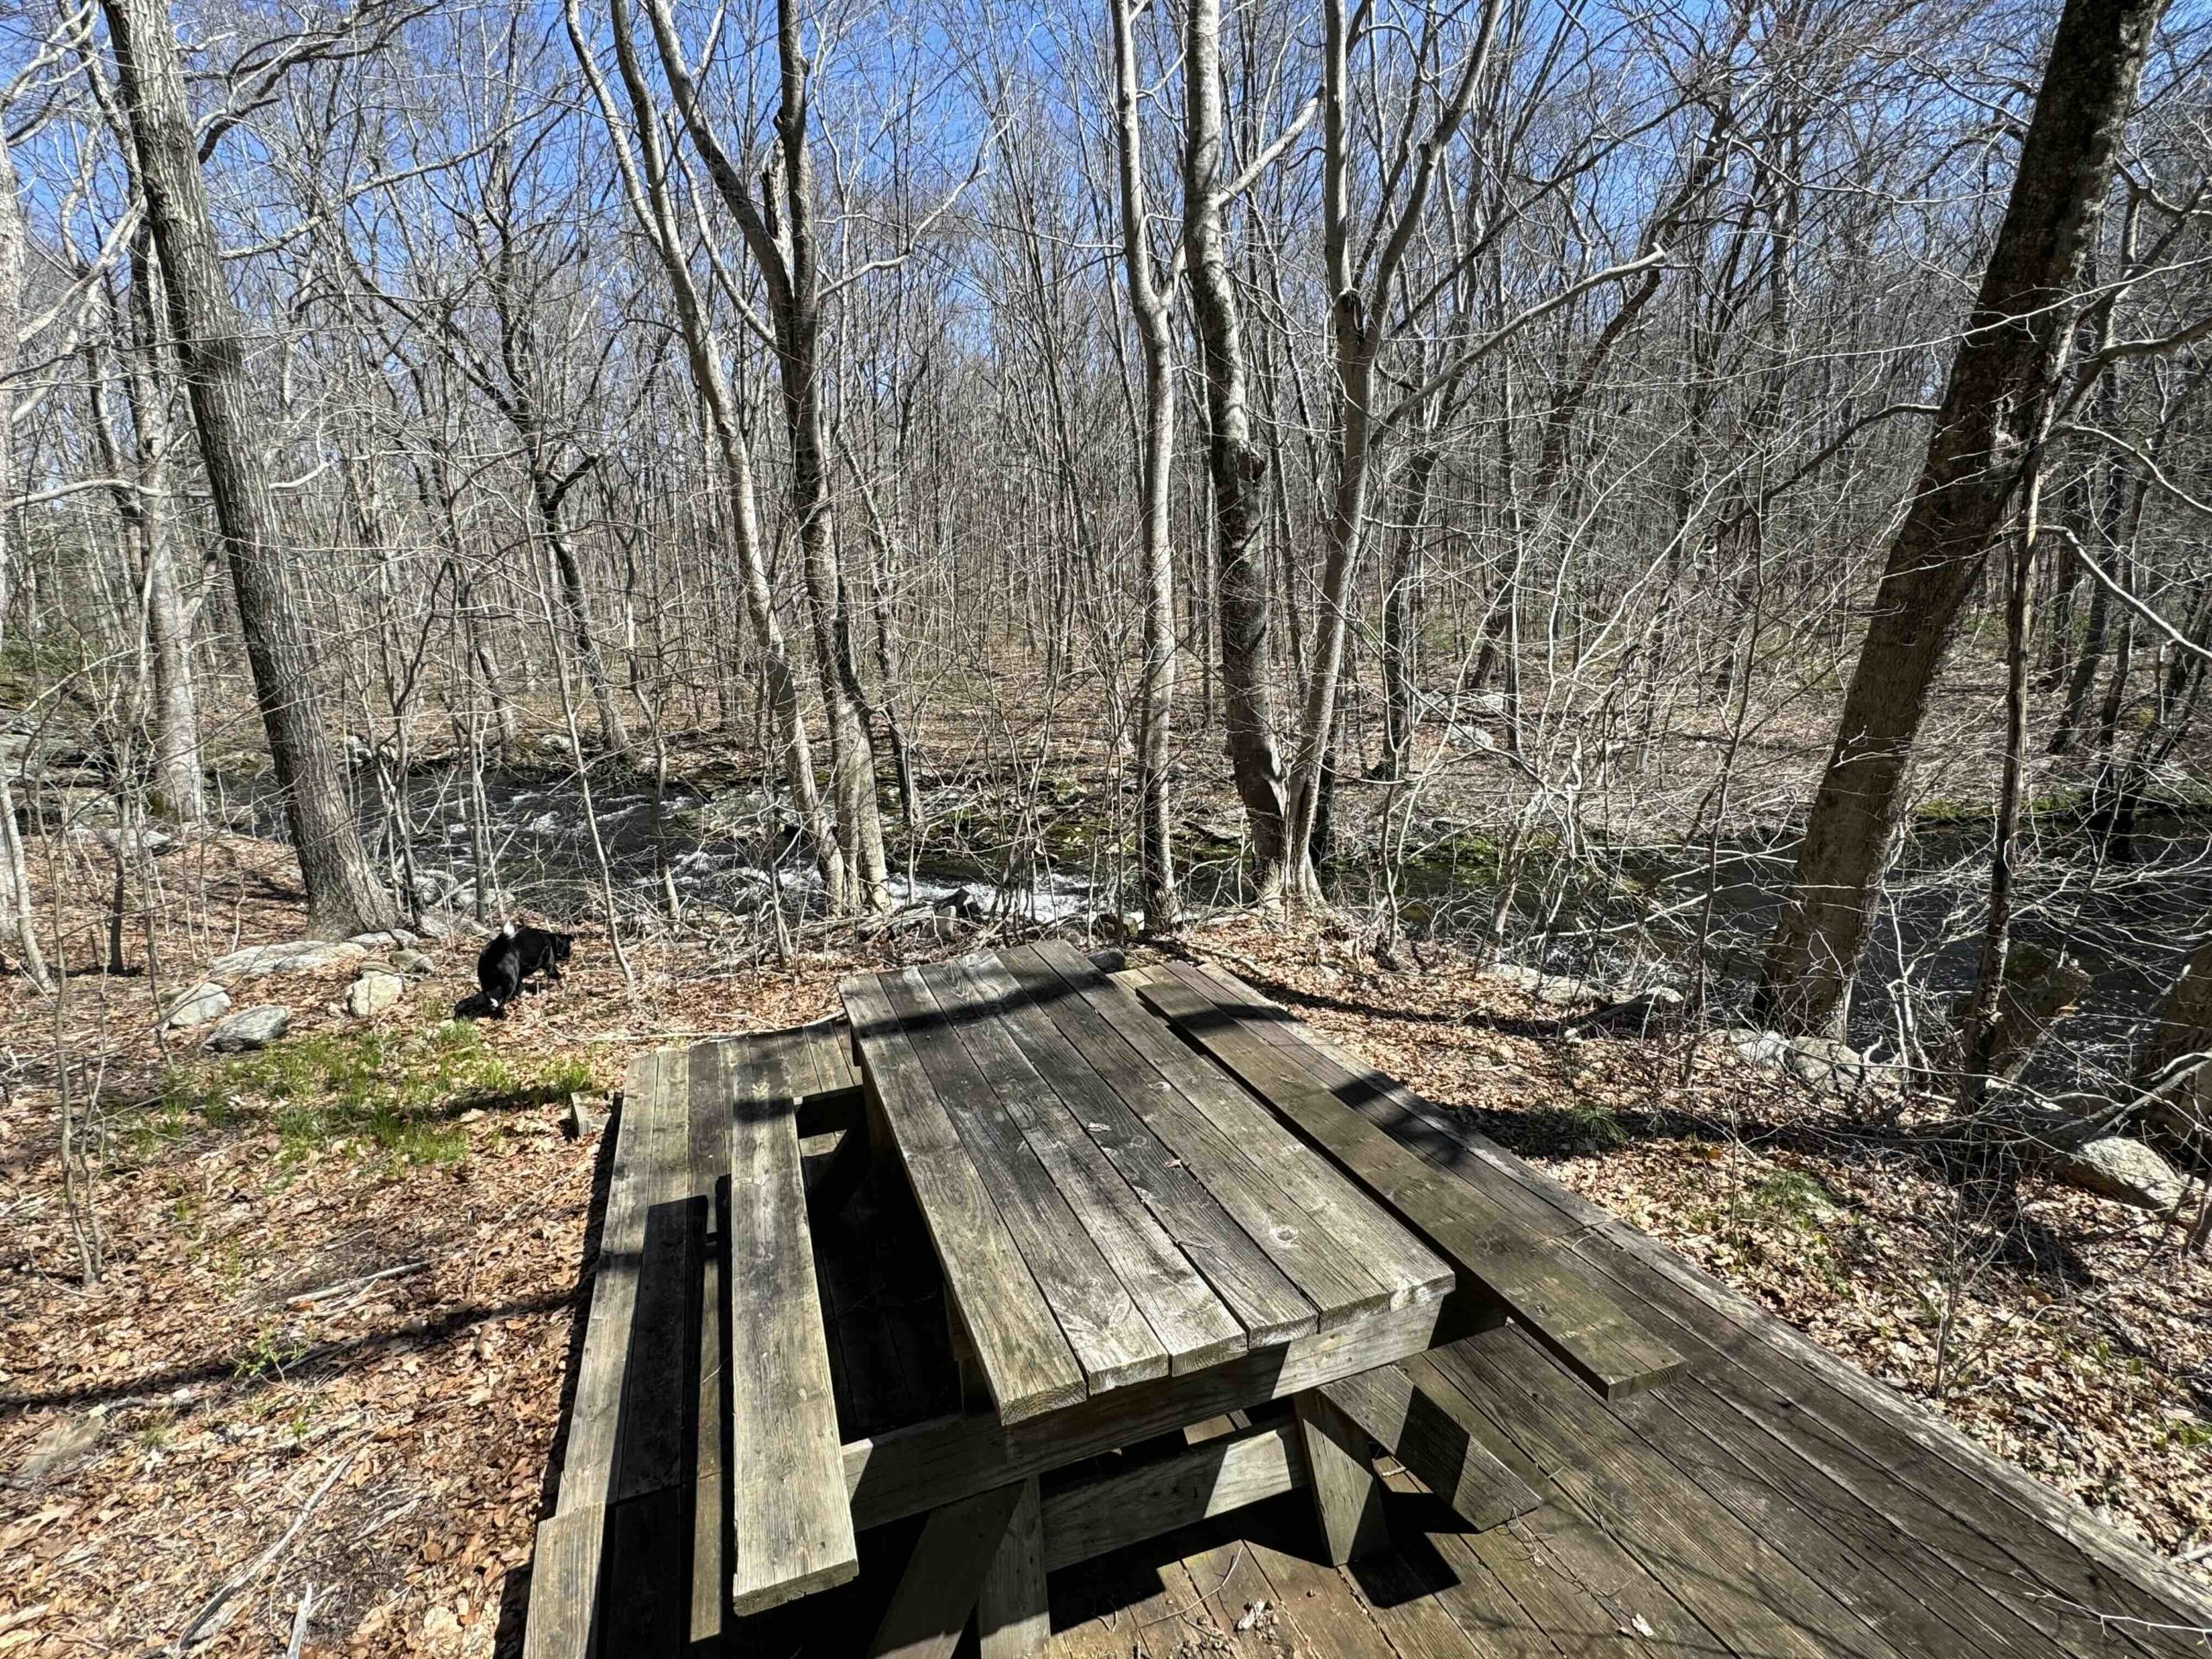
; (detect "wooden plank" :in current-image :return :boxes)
[724,1033,862,1615]
[842,975,1086,1422]
[1321,1057,2212,1650]
[865,969,1166,1394]
[978,1477,1048,1659]
[845,1288,1484,1529]
[1433,1330,1902,1659]
[920,958,1246,1374]
[598,1486,694,1658]
[1294,1389,1390,1565]
[521,1510,600,1659]
[867,1480,1029,1659]
[607,1192,704,1507]
[1135,960,1681,1398]
[1321,1357,1539,1533]
[1038,1421,1308,1571]
[969,951,1317,1345]
[684,1042,727,1648]
[556,1048,673,1516]
[1018,944,1452,1324]
[1634,1376,2082,1657]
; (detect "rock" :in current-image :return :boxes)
[204,1005,289,1052]
[2052,1135,2187,1213]
[207,939,367,982]
[162,983,231,1029]
[391,949,435,977]
[1783,1035,1869,1096]
[341,969,405,1018]
[1589,985,1686,1034]
[1086,947,1128,976]
[348,929,417,951]
[938,883,995,920]
[13,1414,105,1486]
[1488,963,1608,1006]
[563,1092,606,1139]
[409,872,460,906]
[1724,1028,1791,1066]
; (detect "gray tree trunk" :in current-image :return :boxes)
[103,0,394,937]
[1112,0,1179,931]
[0,129,51,987]
[1181,0,1288,888]
[1757,0,2166,1035]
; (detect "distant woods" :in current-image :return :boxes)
[2,0,2211,1103]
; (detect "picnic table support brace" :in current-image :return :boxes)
[1294,1389,1390,1565]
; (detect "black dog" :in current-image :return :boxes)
[474,921,574,1018]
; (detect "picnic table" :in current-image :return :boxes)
[524,942,1684,1657]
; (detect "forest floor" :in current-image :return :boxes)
[1,834,2208,1657]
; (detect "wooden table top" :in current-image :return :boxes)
[840,941,1453,1422]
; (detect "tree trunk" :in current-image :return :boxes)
[642,0,887,911]
[101,0,395,937]
[577,0,844,900]
[0,130,51,987]
[2140,932,2212,1158]
[531,468,629,754]
[1181,0,1287,887]
[1756,0,2164,1035]
[1112,0,1179,931]
[119,243,204,823]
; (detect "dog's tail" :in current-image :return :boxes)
[500,919,518,938]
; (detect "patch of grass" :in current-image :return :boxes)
[1748,1169,1843,1228]
[155,1020,591,1165]
[1534,1096,1630,1154]
[233,1319,308,1383]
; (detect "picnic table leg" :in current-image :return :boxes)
[1294,1389,1389,1565]
[868,1479,1033,1659]
[978,1476,1048,1659]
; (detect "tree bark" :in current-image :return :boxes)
[643,0,888,911]
[575,0,844,899]
[1111,0,1179,931]
[1181,0,1288,887]
[1757,0,2165,1035]
[102,0,395,937]
[0,129,51,988]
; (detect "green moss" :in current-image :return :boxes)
[153,1020,591,1166]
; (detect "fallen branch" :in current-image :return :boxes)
[286,1260,429,1308]
[162,1446,356,1655]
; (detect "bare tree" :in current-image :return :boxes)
[1759,0,2171,1035]
[99,0,396,937]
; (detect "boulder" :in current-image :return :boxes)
[391,949,435,977]
[2053,1135,2187,1213]
[1488,963,1608,1006]
[207,939,368,982]
[1783,1035,1870,1096]
[162,983,231,1030]
[1724,1028,1791,1065]
[341,969,405,1018]
[204,1005,289,1053]
[348,929,418,951]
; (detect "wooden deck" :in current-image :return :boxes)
[531,957,2212,1656]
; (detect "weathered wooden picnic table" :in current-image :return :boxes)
[524,941,1684,1656]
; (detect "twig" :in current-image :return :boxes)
[285,1583,316,1659]
[285,1260,429,1307]
[162,1447,356,1654]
